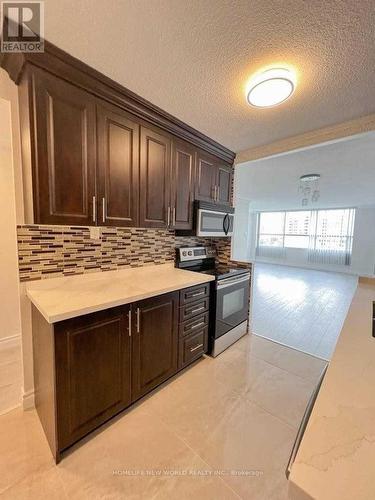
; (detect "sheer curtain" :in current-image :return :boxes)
[256,212,286,260]
[307,209,355,266]
[256,245,286,259]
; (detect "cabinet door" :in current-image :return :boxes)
[195,150,217,203]
[132,292,178,400]
[139,126,171,228]
[216,163,232,206]
[97,103,139,227]
[55,306,131,450]
[32,68,96,225]
[170,139,195,230]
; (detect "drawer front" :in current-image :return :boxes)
[179,311,209,338]
[178,328,208,369]
[180,283,210,305]
[179,297,209,322]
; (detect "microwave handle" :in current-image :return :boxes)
[223,213,229,235]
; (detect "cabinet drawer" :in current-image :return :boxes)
[179,311,209,338]
[179,297,209,322]
[180,283,210,305]
[178,328,208,369]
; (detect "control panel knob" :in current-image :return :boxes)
[182,251,187,256]
[188,251,193,256]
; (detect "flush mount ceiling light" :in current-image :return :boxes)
[246,68,296,108]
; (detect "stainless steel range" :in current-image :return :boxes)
[176,246,250,357]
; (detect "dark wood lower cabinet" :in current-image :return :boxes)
[32,287,208,463]
[132,292,178,400]
[54,307,131,452]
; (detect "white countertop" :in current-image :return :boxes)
[289,280,375,500]
[26,263,214,323]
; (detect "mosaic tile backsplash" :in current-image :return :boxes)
[17,225,249,282]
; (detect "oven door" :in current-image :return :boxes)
[215,273,250,339]
[197,209,234,237]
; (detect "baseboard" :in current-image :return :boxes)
[0,403,21,416]
[0,333,21,349]
[22,388,35,410]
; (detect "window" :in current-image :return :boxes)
[257,208,355,264]
[258,212,284,247]
[284,211,310,249]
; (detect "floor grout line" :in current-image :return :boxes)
[252,332,330,362]
[144,403,244,499]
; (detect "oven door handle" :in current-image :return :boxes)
[217,274,250,289]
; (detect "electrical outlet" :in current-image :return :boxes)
[89,226,101,240]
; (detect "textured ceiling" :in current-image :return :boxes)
[42,0,375,152]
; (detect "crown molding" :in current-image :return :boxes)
[0,39,235,163]
[235,114,375,164]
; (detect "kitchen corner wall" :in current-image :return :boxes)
[17,224,250,282]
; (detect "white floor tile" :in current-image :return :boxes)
[252,263,357,359]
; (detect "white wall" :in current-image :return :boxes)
[235,132,375,210]
[233,133,375,277]
[0,98,21,340]
[234,206,375,277]
[0,69,36,412]
[0,82,23,413]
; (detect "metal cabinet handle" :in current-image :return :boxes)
[191,306,205,314]
[128,309,132,337]
[167,206,171,227]
[92,196,96,223]
[102,198,106,223]
[136,307,140,333]
[191,321,205,330]
[191,291,204,298]
[190,343,203,353]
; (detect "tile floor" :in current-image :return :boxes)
[252,263,358,359]
[0,334,326,500]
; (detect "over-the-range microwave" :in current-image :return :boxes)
[195,201,234,237]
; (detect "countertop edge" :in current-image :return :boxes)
[26,270,215,324]
[288,280,375,499]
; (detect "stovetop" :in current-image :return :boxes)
[177,262,249,280]
[175,246,249,281]
[199,266,249,280]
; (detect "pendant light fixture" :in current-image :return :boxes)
[299,174,321,206]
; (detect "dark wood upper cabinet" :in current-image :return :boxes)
[170,139,196,230]
[195,150,217,203]
[97,103,140,227]
[196,150,232,206]
[32,68,97,225]
[131,292,178,400]
[217,163,232,206]
[139,126,171,228]
[9,45,234,226]
[54,306,131,451]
